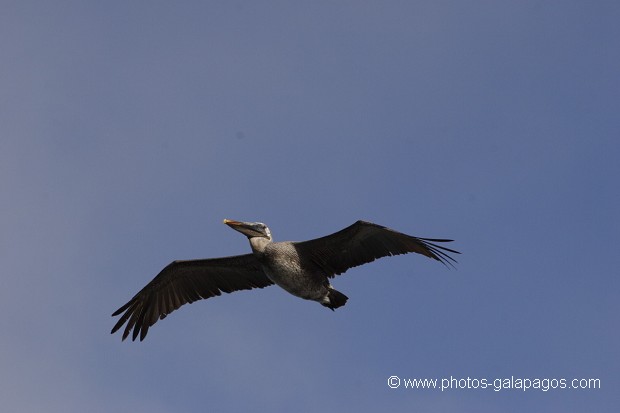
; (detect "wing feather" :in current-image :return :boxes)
[294,220,460,277]
[111,254,273,341]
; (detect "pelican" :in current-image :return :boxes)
[111,219,459,341]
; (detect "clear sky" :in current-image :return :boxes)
[1,1,618,412]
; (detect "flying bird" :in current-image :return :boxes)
[111,219,460,341]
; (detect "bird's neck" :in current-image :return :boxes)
[249,237,271,255]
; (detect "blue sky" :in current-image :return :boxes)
[1,1,618,411]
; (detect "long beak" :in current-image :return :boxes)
[223,218,255,235]
[223,219,243,226]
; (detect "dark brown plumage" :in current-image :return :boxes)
[111,254,273,341]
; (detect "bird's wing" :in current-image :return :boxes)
[293,220,460,277]
[111,254,273,341]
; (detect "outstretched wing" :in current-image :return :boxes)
[111,254,273,341]
[293,220,460,277]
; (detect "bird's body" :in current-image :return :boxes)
[259,241,346,308]
[262,243,319,300]
[111,219,460,341]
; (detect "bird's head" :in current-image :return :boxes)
[223,219,272,241]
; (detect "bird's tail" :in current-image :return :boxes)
[321,288,348,311]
